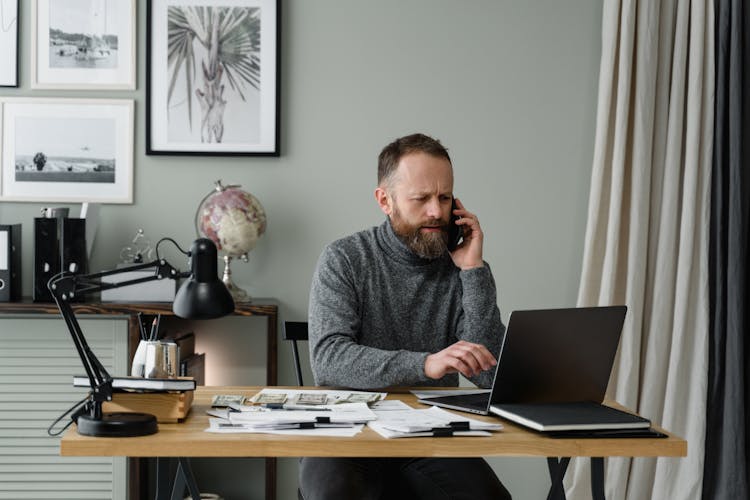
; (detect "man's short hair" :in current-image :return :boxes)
[377,133,452,187]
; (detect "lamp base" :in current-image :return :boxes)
[76,412,158,437]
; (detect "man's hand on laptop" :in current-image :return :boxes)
[425,340,497,379]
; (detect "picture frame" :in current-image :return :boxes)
[31,0,136,90]
[0,0,18,87]
[0,98,134,204]
[147,0,280,156]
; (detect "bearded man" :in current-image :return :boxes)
[300,133,511,500]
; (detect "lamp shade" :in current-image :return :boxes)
[172,238,235,319]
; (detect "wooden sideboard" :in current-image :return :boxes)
[0,299,279,385]
[0,299,279,500]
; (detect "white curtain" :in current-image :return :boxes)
[566,0,714,499]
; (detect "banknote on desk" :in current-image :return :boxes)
[245,387,386,409]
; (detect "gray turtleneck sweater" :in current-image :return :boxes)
[308,219,505,390]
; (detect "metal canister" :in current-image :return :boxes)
[163,341,179,378]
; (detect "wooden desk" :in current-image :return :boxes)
[61,387,687,499]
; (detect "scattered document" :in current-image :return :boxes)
[205,401,376,436]
[369,400,412,411]
[205,388,500,438]
[369,406,502,439]
[207,418,364,437]
[228,402,376,425]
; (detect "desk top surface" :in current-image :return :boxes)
[60,387,687,458]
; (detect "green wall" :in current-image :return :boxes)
[0,1,603,498]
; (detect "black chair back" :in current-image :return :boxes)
[283,321,308,386]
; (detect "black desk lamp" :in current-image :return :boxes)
[49,237,234,437]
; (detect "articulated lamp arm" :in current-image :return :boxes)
[48,260,186,419]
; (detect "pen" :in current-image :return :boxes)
[254,422,352,430]
[149,317,158,341]
[264,404,331,411]
[137,312,147,341]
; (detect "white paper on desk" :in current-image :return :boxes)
[370,400,412,411]
[228,402,377,425]
[369,424,492,439]
[206,408,263,419]
[206,417,364,437]
[207,409,231,419]
[368,406,502,438]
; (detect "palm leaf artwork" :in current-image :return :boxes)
[166,6,261,143]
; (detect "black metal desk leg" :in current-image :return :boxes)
[170,462,186,500]
[591,457,605,500]
[155,458,171,500]
[546,457,570,500]
[176,457,202,500]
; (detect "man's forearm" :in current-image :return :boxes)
[310,334,430,388]
[458,265,505,388]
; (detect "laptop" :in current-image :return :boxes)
[419,305,649,431]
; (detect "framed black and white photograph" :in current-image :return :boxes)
[0,0,18,87]
[0,98,133,203]
[147,0,280,156]
[31,0,136,89]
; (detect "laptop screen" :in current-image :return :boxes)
[488,305,627,405]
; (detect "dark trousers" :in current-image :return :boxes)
[299,457,512,500]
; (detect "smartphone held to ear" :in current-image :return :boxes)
[447,198,463,251]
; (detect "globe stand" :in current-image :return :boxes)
[221,255,251,302]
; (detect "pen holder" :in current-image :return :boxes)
[131,340,152,377]
[132,340,179,378]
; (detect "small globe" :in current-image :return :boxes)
[195,181,267,258]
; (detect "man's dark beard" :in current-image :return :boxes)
[391,215,448,259]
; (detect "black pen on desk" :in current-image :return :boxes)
[265,404,331,411]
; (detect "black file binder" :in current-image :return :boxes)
[61,218,87,276]
[0,224,21,302]
[33,218,59,302]
[33,217,87,302]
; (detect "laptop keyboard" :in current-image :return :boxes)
[429,392,490,411]
[458,393,491,410]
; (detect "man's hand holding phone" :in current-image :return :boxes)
[448,197,484,270]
